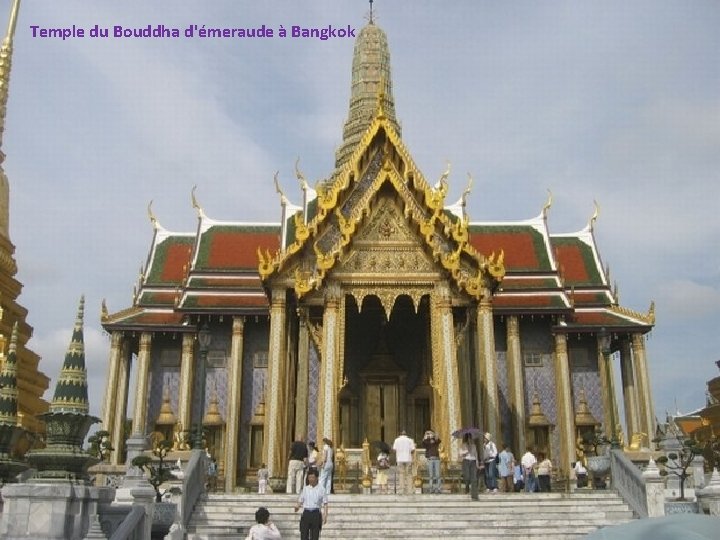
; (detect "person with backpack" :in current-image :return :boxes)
[376,450,390,493]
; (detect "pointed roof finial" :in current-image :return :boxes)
[369,0,374,24]
[588,199,599,231]
[50,295,90,415]
[147,200,163,230]
[191,185,206,219]
[542,189,553,219]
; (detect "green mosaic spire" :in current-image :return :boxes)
[0,322,18,426]
[335,18,400,169]
[50,295,89,414]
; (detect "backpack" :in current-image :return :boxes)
[377,454,389,470]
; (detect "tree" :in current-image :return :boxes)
[655,434,703,501]
[131,439,174,502]
[87,430,114,461]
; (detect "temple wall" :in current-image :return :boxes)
[569,338,604,425]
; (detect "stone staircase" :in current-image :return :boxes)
[186,491,635,539]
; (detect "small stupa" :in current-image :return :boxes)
[26,296,100,482]
[0,323,28,481]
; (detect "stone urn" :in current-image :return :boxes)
[587,455,611,488]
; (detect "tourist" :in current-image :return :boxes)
[257,462,269,494]
[207,457,218,492]
[422,429,442,493]
[376,449,390,494]
[520,447,537,493]
[245,506,282,540]
[287,436,309,494]
[294,468,328,540]
[537,452,553,492]
[482,432,499,493]
[392,429,416,495]
[497,443,515,493]
[574,460,588,488]
[318,438,334,494]
[307,441,319,469]
[513,463,524,492]
[458,433,479,500]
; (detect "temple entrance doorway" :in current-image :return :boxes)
[339,294,431,450]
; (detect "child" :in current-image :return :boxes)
[376,451,390,493]
[513,463,524,492]
[257,463,269,494]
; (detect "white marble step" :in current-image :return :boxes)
[187,492,635,539]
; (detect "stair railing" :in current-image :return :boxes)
[109,506,145,540]
[181,449,208,529]
[610,448,648,517]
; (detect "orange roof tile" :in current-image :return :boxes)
[195,225,280,270]
[469,226,551,271]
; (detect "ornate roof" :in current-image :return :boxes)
[102,17,653,336]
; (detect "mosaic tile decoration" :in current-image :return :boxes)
[570,343,604,428]
[307,342,320,444]
[496,351,512,447]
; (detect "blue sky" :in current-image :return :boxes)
[3,1,719,423]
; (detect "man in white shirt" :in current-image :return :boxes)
[520,448,537,493]
[294,468,328,540]
[392,430,416,495]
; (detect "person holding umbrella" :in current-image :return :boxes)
[458,432,480,500]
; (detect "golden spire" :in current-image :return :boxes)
[156,383,176,426]
[0,0,20,163]
[574,388,599,426]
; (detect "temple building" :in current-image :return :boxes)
[101,16,657,491]
[0,0,49,456]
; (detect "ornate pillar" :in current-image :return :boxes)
[263,288,288,478]
[597,339,613,433]
[224,316,245,492]
[178,333,195,437]
[317,282,341,443]
[620,338,640,440]
[553,332,574,477]
[632,333,655,446]
[432,283,462,461]
[475,292,499,438]
[295,309,310,437]
[131,332,153,436]
[110,337,131,465]
[102,332,123,446]
[506,316,526,455]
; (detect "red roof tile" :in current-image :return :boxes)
[196,226,280,270]
[469,226,551,271]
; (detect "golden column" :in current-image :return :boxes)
[553,332,574,477]
[295,309,310,437]
[102,332,123,452]
[620,338,640,440]
[317,282,341,443]
[475,292,499,438]
[110,337,131,465]
[506,316,526,454]
[131,332,153,436]
[224,316,245,492]
[177,333,195,439]
[433,283,462,461]
[632,333,655,447]
[263,288,288,478]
